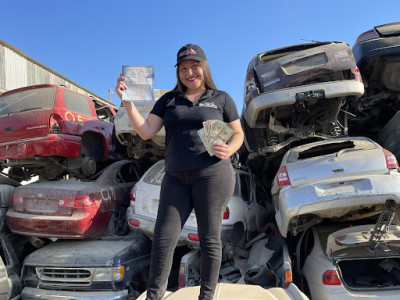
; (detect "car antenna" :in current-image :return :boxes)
[300,38,321,43]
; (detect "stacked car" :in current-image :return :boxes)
[1,21,400,300]
[240,22,400,300]
[0,85,156,299]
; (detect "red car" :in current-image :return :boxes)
[0,84,118,181]
[6,160,138,239]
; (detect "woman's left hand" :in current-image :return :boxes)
[211,142,231,160]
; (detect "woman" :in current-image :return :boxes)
[115,44,244,300]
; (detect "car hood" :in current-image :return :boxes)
[137,283,309,300]
[23,239,135,267]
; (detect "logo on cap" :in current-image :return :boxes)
[179,49,197,57]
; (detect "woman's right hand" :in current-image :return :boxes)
[115,72,127,99]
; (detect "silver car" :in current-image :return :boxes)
[126,160,273,248]
[271,136,400,237]
[298,222,400,299]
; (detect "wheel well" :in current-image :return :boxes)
[81,132,104,161]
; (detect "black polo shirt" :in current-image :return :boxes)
[150,89,240,172]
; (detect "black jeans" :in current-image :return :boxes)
[146,163,236,300]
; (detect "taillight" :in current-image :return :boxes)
[223,207,230,219]
[11,193,24,211]
[178,263,186,288]
[284,269,293,289]
[383,149,399,169]
[351,68,362,82]
[354,29,379,45]
[74,195,95,207]
[188,233,199,242]
[277,165,290,186]
[129,219,140,227]
[130,185,136,203]
[322,270,341,285]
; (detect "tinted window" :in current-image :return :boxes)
[64,90,91,116]
[0,87,55,116]
[239,173,251,202]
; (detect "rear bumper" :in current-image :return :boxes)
[126,208,233,248]
[243,80,364,128]
[275,173,400,237]
[0,134,81,161]
[6,210,101,239]
[21,286,128,300]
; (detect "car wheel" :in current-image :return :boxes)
[107,206,128,236]
[81,156,96,177]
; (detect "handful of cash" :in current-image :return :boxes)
[197,120,234,156]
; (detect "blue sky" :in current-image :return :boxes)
[1,1,399,112]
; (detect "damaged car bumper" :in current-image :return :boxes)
[275,173,400,237]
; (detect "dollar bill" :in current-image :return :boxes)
[198,120,234,156]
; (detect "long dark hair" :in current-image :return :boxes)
[173,60,217,94]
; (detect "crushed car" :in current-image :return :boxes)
[241,41,364,191]
[350,21,400,139]
[113,97,167,173]
[6,160,140,239]
[0,84,118,181]
[127,159,273,248]
[178,224,294,290]
[271,136,400,238]
[20,232,151,300]
[296,216,400,300]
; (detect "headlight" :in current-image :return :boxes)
[92,266,124,281]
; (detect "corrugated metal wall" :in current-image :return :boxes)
[0,40,115,108]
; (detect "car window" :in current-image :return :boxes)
[0,87,55,116]
[288,140,378,162]
[239,173,251,202]
[64,90,91,116]
[94,100,114,123]
[143,161,165,186]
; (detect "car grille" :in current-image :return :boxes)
[39,267,93,288]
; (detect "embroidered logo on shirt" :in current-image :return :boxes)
[199,101,217,109]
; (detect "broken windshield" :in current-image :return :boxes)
[0,87,56,116]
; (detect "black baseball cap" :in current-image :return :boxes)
[175,44,207,67]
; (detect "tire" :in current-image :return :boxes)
[81,156,96,177]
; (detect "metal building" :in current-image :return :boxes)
[0,40,115,107]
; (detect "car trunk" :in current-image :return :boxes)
[328,224,400,291]
[135,160,197,228]
[285,139,388,188]
[12,180,94,216]
[0,86,56,143]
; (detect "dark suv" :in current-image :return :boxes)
[241,41,364,190]
[0,84,118,181]
[350,22,400,138]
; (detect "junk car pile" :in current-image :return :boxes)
[0,21,400,300]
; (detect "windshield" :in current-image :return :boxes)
[0,87,56,116]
